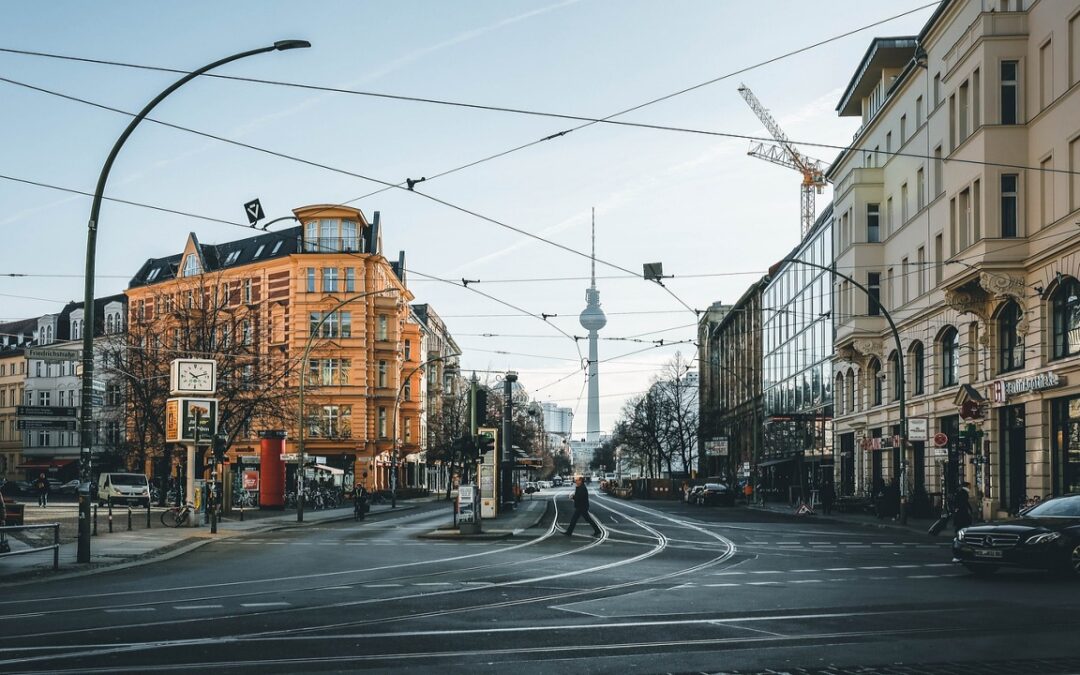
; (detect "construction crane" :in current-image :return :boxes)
[738,83,828,238]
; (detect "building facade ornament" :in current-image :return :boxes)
[979,271,1030,337]
[944,286,989,322]
[850,338,884,364]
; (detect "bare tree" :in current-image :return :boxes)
[654,352,699,476]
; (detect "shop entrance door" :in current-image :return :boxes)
[999,404,1026,513]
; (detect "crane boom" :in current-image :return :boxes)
[738,84,828,237]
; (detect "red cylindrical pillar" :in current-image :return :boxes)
[259,431,286,509]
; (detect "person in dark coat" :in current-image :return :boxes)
[34,473,50,508]
[563,476,601,537]
[820,481,836,516]
[952,482,973,532]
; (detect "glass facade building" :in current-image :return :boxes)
[760,205,834,497]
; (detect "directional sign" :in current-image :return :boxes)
[16,406,76,418]
[18,419,77,430]
[243,198,265,226]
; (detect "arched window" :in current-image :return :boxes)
[888,351,901,402]
[998,301,1025,372]
[910,342,925,395]
[1051,277,1080,359]
[106,315,114,334]
[868,358,882,406]
[940,327,959,387]
[846,369,856,413]
[182,254,199,277]
[835,373,845,414]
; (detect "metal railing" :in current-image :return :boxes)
[0,523,60,570]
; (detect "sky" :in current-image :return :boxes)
[0,0,939,436]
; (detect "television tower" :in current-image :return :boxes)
[578,208,606,443]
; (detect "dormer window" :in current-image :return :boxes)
[271,240,283,255]
[224,250,241,266]
[304,219,361,253]
[146,268,160,281]
[253,245,265,259]
[183,254,200,277]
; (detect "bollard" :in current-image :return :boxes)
[146,502,151,529]
[92,503,98,536]
[127,505,132,531]
[108,498,113,533]
[52,523,59,571]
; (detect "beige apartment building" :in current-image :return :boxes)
[829,0,1080,519]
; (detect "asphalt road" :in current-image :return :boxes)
[1,489,1077,674]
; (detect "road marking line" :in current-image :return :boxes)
[706,583,740,587]
[791,569,819,573]
[893,564,921,568]
[319,586,352,590]
[266,542,286,545]
[858,566,888,570]
[925,563,953,567]
[824,567,855,571]
[712,571,746,576]
[837,542,860,545]
[363,584,402,588]
[845,545,870,548]
[414,583,452,586]
[174,605,223,610]
[241,602,290,607]
[104,608,156,613]
[790,579,823,584]
[776,542,801,545]
[747,581,781,586]
[749,570,782,574]
[906,575,938,579]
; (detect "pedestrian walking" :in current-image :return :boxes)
[820,481,835,516]
[952,482,973,532]
[563,475,601,537]
[34,473,50,508]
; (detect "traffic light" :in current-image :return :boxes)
[476,428,497,458]
[472,388,488,427]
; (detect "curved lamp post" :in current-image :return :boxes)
[777,257,908,523]
[389,352,461,508]
[296,287,396,522]
[77,40,310,562]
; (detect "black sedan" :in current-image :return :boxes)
[952,493,1080,578]
[696,483,735,507]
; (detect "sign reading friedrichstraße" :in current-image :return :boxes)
[28,348,81,362]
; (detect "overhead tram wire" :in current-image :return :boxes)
[0,75,699,317]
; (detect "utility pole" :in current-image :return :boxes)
[502,371,517,509]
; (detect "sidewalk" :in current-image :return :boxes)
[746,499,954,539]
[0,499,430,586]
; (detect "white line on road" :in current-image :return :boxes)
[363,584,402,588]
[240,602,290,608]
[104,608,155,613]
[174,605,223,610]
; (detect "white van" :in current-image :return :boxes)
[97,473,150,507]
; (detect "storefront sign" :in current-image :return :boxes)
[705,437,728,456]
[242,471,259,490]
[907,418,928,442]
[993,370,1064,403]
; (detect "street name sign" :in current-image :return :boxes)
[27,347,80,362]
[16,406,76,418]
[18,419,77,430]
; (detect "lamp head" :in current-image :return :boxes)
[274,40,311,51]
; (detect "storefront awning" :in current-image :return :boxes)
[16,458,77,472]
[312,464,344,475]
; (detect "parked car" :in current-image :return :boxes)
[952,493,1080,578]
[523,482,539,494]
[697,483,735,506]
[97,473,151,507]
[58,479,80,495]
[686,485,706,504]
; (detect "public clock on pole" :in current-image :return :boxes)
[170,358,217,395]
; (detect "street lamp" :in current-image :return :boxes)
[390,352,461,508]
[77,40,310,562]
[777,257,908,523]
[296,287,396,522]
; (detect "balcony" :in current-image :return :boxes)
[943,10,1027,77]
[834,315,888,349]
[939,237,1029,288]
[832,167,883,202]
[300,237,363,254]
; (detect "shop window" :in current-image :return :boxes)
[940,326,959,387]
[888,351,901,402]
[868,358,882,407]
[910,342,925,395]
[997,301,1025,373]
[1051,277,1080,359]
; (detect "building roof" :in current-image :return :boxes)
[0,317,38,353]
[128,226,303,289]
[835,37,920,117]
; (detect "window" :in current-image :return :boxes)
[916,95,924,127]
[1051,277,1080,359]
[221,283,230,306]
[886,131,892,154]
[867,203,880,243]
[244,278,253,304]
[917,168,926,210]
[182,254,199,277]
[959,80,969,140]
[948,94,956,150]
[322,406,340,437]
[253,244,265,259]
[1001,60,1018,124]
[377,315,388,341]
[378,360,388,388]
[931,146,943,198]
[404,339,411,360]
[224,250,240,266]
[404,379,412,401]
[933,73,941,107]
[941,327,959,387]
[886,197,894,236]
[341,312,351,338]
[1072,12,1080,87]
[889,352,901,402]
[869,358,882,406]
[345,268,355,293]
[911,342,925,395]
[306,268,316,293]
[322,267,338,293]
[901,183,909,223]
[378,407,387,438]
[867,272,881,316]
[320,218,337,251]
[106,383,122,406]
[917,246,926,296]
[998,301,1025,373]
[901,257,909,304]
[887,267,894,311]
[1041,156,1055,226]
[342,221,359,252]
[900,114,907,143]
[973,68,981,128]
[271,240,283,255]
[146,268,160,282]
[1040,39,1053,111]
[1001,174,1018,237]
[241,319,252,345]
[958,188,971,251]
[935,234,944,284]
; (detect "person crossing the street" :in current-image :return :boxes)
[563,475,601,537]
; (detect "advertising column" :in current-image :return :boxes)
[259,430,287,509]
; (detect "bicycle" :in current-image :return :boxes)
[353,494,370,520]
[161,502,195,527]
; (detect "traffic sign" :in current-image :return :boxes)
[243,198,265,226]
[934,432,949,448]
[18,419,77,430]
[27,347,80,362]
[16,406,76,418]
